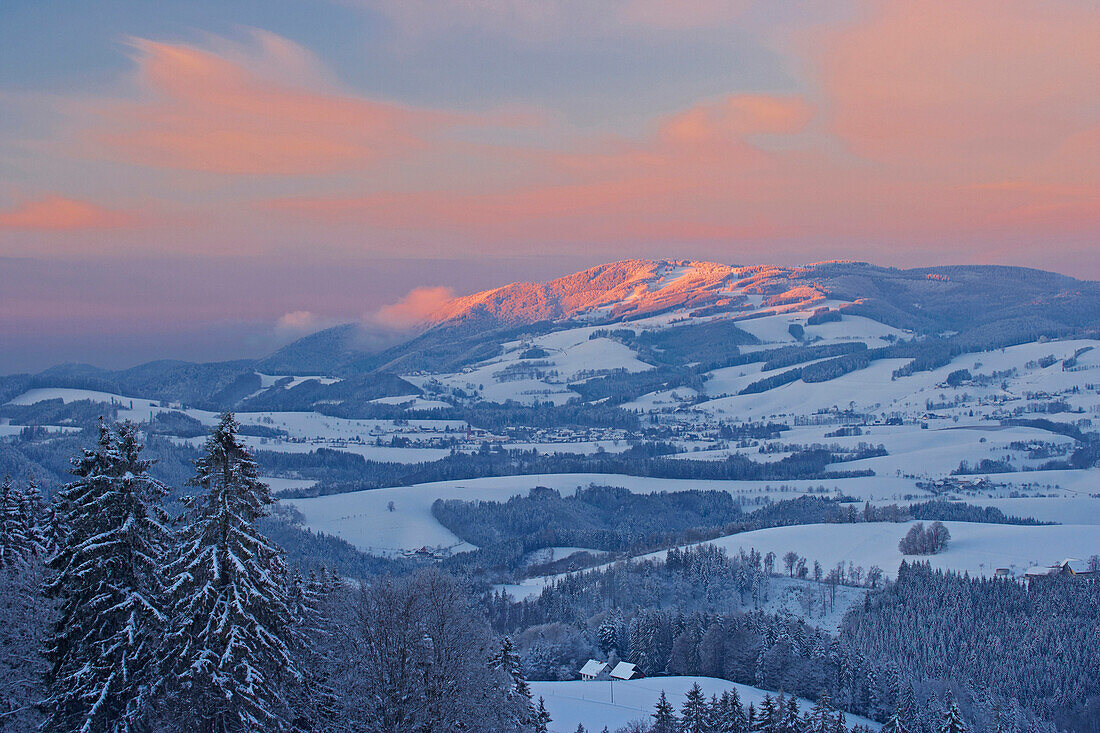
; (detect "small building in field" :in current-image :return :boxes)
[579,660,607,681]
[609,662,638,680]
[1024,559,1095,583]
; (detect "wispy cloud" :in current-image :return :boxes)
[82,31,473,176]
[0,195,132,231]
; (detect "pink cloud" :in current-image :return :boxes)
[373,286,456,329]
[85,32,470,175]
[809,0,1100,174]
[0,196,132,231]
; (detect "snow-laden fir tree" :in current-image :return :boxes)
[492,636,535,729]
[163,412,299,732]
[717,688,749,733]
[534,696,551,733]
[806,692,838,733]
[651,689,677,733]
[0,474,31,566]
[20,474,47,556]
[0,550,53,730]
[597,612,619,656]
[780,695,800,733]
[41,421,171,733]
[938,700,967,733]
[705,694,722,733]
[880,699,911,733]
[681,682,709,733]
[754,693,777,733]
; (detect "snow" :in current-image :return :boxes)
[523,547,610,567]
[282,473,933,556]
[369,395,452,410]
[960,497,1100,525]
[256,373,340,389]
[668,520,1100,580]
[260,477,317,494]
[530,677,881,733]
[0,421,79,437]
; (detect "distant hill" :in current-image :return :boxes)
[5,259,1098,412]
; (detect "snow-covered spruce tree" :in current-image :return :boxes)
[717,688,749,733]
[0,474,30,566]
[651,690,677,733]
[492,636,535,729]
[938,700,967,733]
[163,412,299,732]
[880,703,910,733]
[681,682,709,733]
[41,421,171,733]
[20,474,48,556]
[806,692,838,733]
[534,696,551,733]
[754,693,777,733]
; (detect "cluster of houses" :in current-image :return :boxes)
[1020,558,1096,583]
[579,660,638,682]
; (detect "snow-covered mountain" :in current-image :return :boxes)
[4,259,1099,412]
[422,259,826,326]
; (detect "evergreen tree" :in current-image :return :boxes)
[0,475,29,566]
[681,682,710,733]
[163,412,298,732]
[754,694,777,732]
[897,683,918,731]
[716,689,748,733]
[653,690,678,733]
[881,708,910,733]
[990,702,1010,733]
[286,568,337,732]
[704,694,722,733]
[535,696,551,733]
[880,695,915,730]
[780,696,800,733]
[41,421,170,733]
[492,636,535,728]
[806,692,837,733]
[598,612,618,656]
[938,701,967,733]
[20,474,47,556]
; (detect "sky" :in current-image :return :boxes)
[1,0,1098,372]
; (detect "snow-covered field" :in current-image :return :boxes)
[668,521,1100,580]
[282,473,939,555]
[530,677,881,733]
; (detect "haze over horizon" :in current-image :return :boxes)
[2,0,1098,370]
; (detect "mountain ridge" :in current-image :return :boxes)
[4,260,1099,412]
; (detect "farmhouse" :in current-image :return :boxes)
[1024,559,1095,583]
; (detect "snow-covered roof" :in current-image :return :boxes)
[609,662,637,680]
[1024,565,1059,576]
[579,660,607,678]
